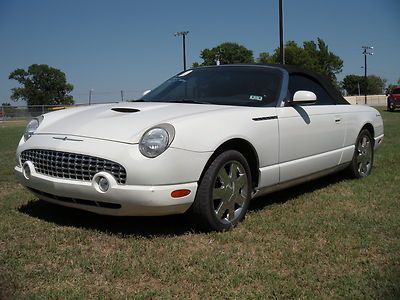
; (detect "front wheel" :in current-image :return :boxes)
[348,129,374,178]
[189,150,252,231]
[388,101,395,112]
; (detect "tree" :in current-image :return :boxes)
[9,64,74,106]
[193,42,254,66]
[367,75,386,95]
[342,74,386,95]
[342,75,363,95]
[258,38,343,82]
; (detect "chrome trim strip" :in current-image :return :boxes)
[53,137,83,142]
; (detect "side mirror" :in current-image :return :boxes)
[142,89,151,96]
[292,90,317,104]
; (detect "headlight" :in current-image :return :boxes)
[139,124,175,158]
[23,116,43,141]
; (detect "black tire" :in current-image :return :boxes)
[347,129,374,178]
[188,150,252,232]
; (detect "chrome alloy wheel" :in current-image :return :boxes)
[356,135,372,176]
[212,161,249,224]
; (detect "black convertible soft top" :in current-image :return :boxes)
[261,64,350,105]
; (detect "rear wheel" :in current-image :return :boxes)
[348,129,374,178]
[189,150,252,231]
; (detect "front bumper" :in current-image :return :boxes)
[15,134,212,216]
[15,165,197,216]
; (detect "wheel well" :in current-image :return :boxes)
[201,139,260,188]
[362,123,374,140]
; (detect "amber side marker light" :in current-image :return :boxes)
[171,189,191,198]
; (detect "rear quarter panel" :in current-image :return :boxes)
[341,105,384,147]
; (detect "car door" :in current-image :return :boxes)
[277,74,346,183]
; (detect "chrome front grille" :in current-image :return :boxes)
[20,149,127,184]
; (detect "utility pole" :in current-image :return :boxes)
[120,90,124,102]
[174,31,189,71]
[279,0,285,64]
[362,46,373,104]
[89,89,93,105]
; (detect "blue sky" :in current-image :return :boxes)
[0,0,399,104]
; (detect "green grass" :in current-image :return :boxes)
[1,109,400,299]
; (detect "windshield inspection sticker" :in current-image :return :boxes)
[249,95,263,101]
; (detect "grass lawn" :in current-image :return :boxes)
[0,109,399,299]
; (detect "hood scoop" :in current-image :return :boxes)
[111,107,140,113]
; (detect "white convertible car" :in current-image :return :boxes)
[15,64,384,231]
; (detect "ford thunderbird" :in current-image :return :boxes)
[15,64,384,231]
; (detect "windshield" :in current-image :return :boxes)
[392,88,400,94]
[141,66,283,107]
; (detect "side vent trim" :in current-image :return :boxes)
[252,116,278,121]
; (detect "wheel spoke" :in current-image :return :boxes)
[234,194,247,206]
[235,173,247,190]
[227,202,236,221]
[217,167,230,186]
[229,163,239,179]
[361,137,367,148]
[365,143,371,157]
[213,187,225,200]
[361,163,367,175]
[216,200,228,218]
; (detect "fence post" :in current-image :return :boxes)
[1,106,4,121]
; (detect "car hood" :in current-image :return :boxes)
[36,102,229,144]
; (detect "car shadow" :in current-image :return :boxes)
[18,171,348,237]
[18,200,193,237]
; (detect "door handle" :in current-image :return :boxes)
[334,117,342,123]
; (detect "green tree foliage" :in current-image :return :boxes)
[258,38,343,82]
[342,75,363,95]
[193,42,254,66]
[342,74,387,95]
[9,64,74,106]
[367,75,387,95]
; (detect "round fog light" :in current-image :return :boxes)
[98,176,110,192]
[23,163,31,180]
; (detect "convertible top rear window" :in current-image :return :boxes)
[142,66,283,107]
